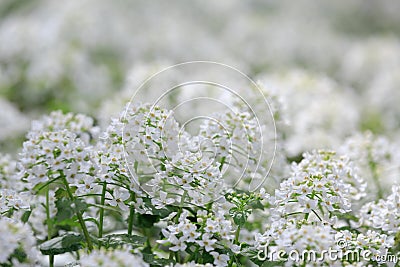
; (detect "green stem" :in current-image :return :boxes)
[192,246,200,262]
[369,158,383,200]
[46,186,54,267]
[228,256,235,267]
[284,211,304,218]
[176,251,181,263]
[98,182,107,238]
[311,209,323,221]
[128,161,139,236]
[62,177,93,251]
[175,191,187,223]
[171,191,187,263]
[219,156,226,171]
[144,228,151,248]
[127,192,136,236]
[228,225,241,267]
[188,216,207,262]
[234,225,241,245]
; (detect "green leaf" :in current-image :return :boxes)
[57,217,80,228]
[55,198,74,222]
[142,253,175,267]
[98,234,147,249]
[84,217,100,228]
[393,231,400,253]
[89,203,121,213]
[55,188,69,200]
[55,198,87,224]
[230,208,247,227]
[151,206,175,218]
[261,261,284,267]
[21,210,32,223]
[74,198,88,213]
[201,252,215,264]
[8,247,28,264]
[39,233,84,255]
[133,213,160,228]
[233,213,247,227]
[240,247,259,258]
[249,199,264,210]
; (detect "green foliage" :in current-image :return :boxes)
[142,253,175,267]
[97,234,147,249]
[227,190,263,227]
[55,190,87,229]
[40,233,84,255]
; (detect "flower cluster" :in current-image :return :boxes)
[20,130,96,190]
[256,220,337,266]
[258,70,360,157]
[101,103,228,212]
[0,98,30,143]
[18,111,100,191]
[253,151,376,266]
[199,106,266,189]
[29,110,100,145]
[340,131,400,199]
[77,247,148,267]
[0,188,30,215]
[158,207,235,267]
[359,185,400,234]
[270,150,366,224]
[336,230,394,263]
[0,153,23,190]
[0,217,38,266]
[1,102,399,267]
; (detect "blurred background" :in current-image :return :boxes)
[1,0,400,155]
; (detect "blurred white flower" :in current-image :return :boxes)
[0,98,29,142]
[258,70,360,157]
[77,247,148,267]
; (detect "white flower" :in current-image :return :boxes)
[174,262,213,267]
[78,247,148,267]
[230,244,241,254]
[0,217,38,264]
[204,218,219,233]
[169,235,188,252]
[258,221,337,265]
[179,221,200,242]
[74,175,101,195]
[271,150,365,223]
[29,110,99,144]
[258,69,360,156]
[106,188,130,211]
[0,189,30,214]
[196,233,216,252]
[340,131,400,199]
[297,195,318,213]
[359,185,400,234]
[27,165,48,187]
[210,251,229,267]
[151,191,175,209]
[0,153,24,191]
[19,129,97,190]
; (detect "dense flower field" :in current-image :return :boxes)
[1,1,400,267]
